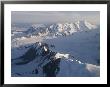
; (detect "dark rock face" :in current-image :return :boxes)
[12,47,37,65]
[12,42,61,76]
[12,42,50,65]
[43,58,61,77]
[32,68,38,74]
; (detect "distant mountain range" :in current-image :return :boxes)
[24,20,98,37]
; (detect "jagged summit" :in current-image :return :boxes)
[23,20,98,37]
[12,42,100,77]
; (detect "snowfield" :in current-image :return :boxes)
[44,29,100,65]
[57,59,100,77]
[11,20,100,77]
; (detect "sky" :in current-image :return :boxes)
[11,11,100,24]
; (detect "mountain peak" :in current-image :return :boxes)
[75,20,97,30]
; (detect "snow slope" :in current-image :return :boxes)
[57,59,99,77]
[12,41,100,77]
[44,29,100,65]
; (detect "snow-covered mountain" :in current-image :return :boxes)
[22,20,98,37]
[11,20,98,41]
[12,42,100,77]
[44,29,100,65]
[48,20,97,36]
[11,20,100,77]
[24,24,48,36]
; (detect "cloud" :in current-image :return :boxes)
[11,11,100,24]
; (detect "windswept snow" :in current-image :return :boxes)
[55,53,70,59]
[44,46,48,52]
[57,58,99,77]
[84,20,97,29]
[86,63,100,76]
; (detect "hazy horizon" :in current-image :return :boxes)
[11,11,100,25]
